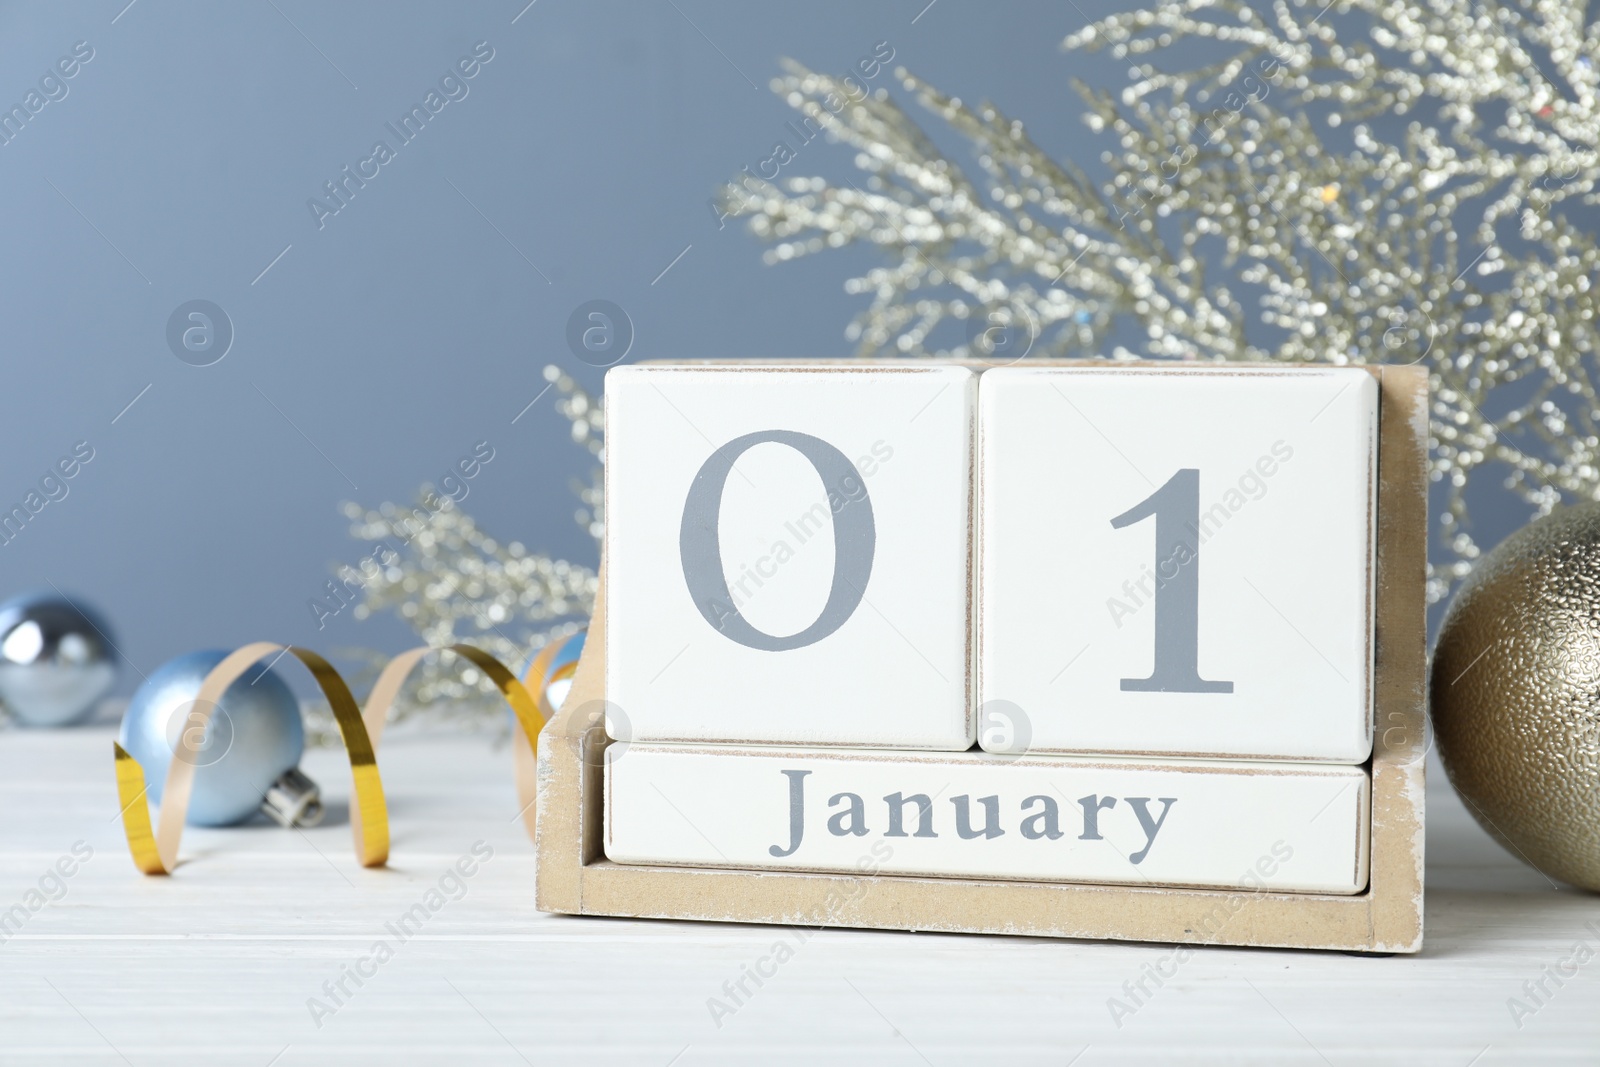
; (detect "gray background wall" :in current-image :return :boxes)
[0,0,1503,693]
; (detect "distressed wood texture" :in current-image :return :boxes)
[0,722,1592,1062]
[538,363,1428,953]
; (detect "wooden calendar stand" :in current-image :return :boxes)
[535,363,1427,953]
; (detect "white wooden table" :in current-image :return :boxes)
[0,726,1595,1065]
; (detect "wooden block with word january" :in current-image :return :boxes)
[604,363,976,749]
[605,744,1370,894]
[978,365,1378,762]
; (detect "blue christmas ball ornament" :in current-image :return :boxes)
[521,629,586,714]
[118,650,308,827]
[540,629,586,711]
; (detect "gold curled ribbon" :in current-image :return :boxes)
[114,641,557,875]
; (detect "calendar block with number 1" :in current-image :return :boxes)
[979,366,1378,763]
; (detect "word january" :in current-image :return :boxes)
[767,769,1177,864]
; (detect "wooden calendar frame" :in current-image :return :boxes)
[535,362,1426,953]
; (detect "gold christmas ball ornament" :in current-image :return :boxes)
[1431,503,1600,891]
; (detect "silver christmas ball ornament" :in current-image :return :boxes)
[118,649,321,828]
[0,592,118,727]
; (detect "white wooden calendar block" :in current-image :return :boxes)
[605,744,1370,894]
[604,363,976,749]
[979,366,1378,762]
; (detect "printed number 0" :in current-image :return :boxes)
[1110,468,1233,694]
[680,430,875,651]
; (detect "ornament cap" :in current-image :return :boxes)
[260,767,323,829]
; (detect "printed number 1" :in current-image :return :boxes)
[1110,468,1233,694]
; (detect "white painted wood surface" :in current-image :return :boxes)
[0,725,1595,1065]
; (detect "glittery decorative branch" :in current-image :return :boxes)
[718,0,1600,600]
[313,366,601,737]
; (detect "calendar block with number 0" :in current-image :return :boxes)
[538,360,1427,954]
[604,364,975,749]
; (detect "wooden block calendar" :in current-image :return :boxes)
[536,360,1427,953]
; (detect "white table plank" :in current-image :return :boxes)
[0,726,1594,1065]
